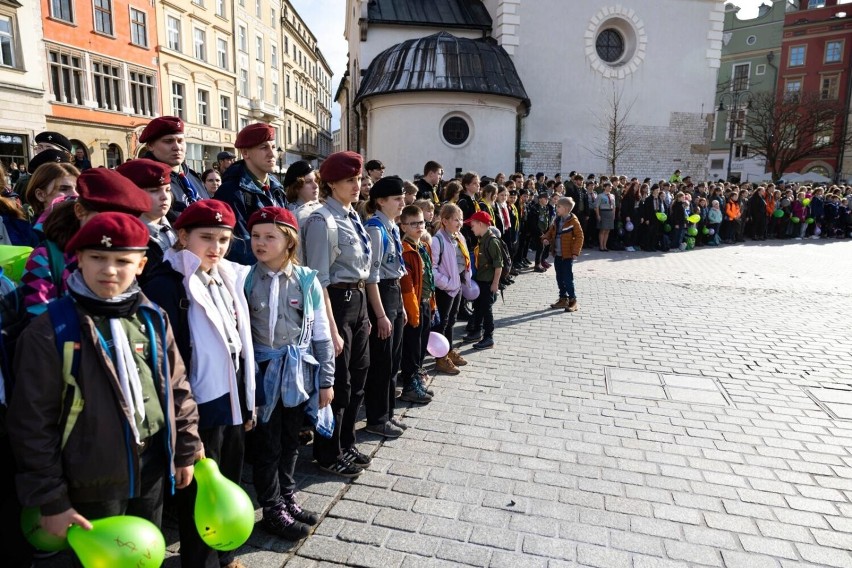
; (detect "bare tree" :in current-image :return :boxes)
[741,91,852,181]
[586,83,638,174]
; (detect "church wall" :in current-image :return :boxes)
[363,92,518,180]
[511,0,724,179]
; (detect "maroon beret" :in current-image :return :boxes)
[248,206,298,233]
[139,116,184,143]
[173,200,236,231]
[76,168,152,216]
[319,151,363,184]
[116,159,173,189]
[66,212,149,253]
[235,123,275,149]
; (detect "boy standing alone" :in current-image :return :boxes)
[463,211,503,350]
[542,197,583,312]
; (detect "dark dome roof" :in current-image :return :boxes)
[355,32,530,112]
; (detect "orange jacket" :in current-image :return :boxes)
[400,238,437,328]
[765,195,775,216]
[725,201,741,221]
[541,214,584,259]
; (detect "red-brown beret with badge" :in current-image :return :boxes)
[139,116,184,144]
[247,206,298,232]
[76,168,152,216]
[235,123,275,149]
[173,200,236,230]
[319,151,363,184]
[65,212,150,253]
[116,159,173,189]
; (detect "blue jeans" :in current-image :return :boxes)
[671,226,686,249]
[554,257,575,299]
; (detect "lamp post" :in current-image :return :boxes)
[718,89,753,183]
[276,147,284,183]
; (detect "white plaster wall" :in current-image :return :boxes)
[513,0,724,177]
[0,0,48,134]
[363,92,518,179]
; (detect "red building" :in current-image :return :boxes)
[780,0,852,178]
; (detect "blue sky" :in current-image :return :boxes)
[294,0,765,130]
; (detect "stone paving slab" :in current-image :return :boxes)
[32,240,852,567]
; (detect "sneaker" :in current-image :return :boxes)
[462,331,482,343]
[625,246,635,252]
[472,337,495,350]
[447,349,468,367]
[522,258,532,266]
[318,458,363,478]
[400,382,433,404]
[533,266,546,273]
[550,297,569,309]
[262,501,311,540]
[365,421,404,438]
[395,386,403,399]
[417,370,435,395]
[390,417,408,430]
[509,268,520,276]
[343,446,373,467]
[565,298,578,312]
[435,355,460,375]
[283,493,320,526]
[541,260,551,269]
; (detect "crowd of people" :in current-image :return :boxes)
[0,118,849,568]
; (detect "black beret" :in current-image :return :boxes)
[283,160,313,188]
[35,131,72,153]
[370,175,404,199]
[28,149,70,174]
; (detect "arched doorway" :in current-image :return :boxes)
[70,139,88,159]
[106,143,123,168]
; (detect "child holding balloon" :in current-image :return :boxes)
[399,205,437,403]
[7,212,202,547]
[246,206,335,540]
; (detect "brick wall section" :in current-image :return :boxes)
[520,141,562,176]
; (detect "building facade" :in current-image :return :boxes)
[340,0,725,180]
[0,0,49,172]
[780,0,852,180]
[316,50,334,162]
[41,0,159,168]
[709,0,787,183]
[154,0,239,173]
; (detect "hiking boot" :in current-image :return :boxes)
[448,349,468,366]
[473,337,495,350]
[435,356,460,375]
[282,492,319,526]
[342,446,372,467]
[550,297,569,309]
[365,421,404,438]
[400,382,433,404]
[317,458,363,478]
[262,501,311,540]
[565,298,578,312]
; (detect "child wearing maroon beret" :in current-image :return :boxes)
[6,213,202,564]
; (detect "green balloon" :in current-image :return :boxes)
[194,458,255,551]
[656,212,668,222]
[802,198,811,206]
[67,516,165,568]
[702,227,710,235]
[791,217,801,224]
[20,507,69,552]
[687,227,698,236]
[663,223,672,233]
[806,217,814,224]
[688,214,701,224]
[773,209,784,218]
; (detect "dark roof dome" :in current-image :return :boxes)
[355,32,530,112]
[367,0,492,30]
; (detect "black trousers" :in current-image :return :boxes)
[177,424,245,568]
[0,430,33,568]
[365,280,403,426]
[471,281,496,338]
[401,299,431,385]
[432,288,462,346]
[313,287,370,465]
[252,401,305,510]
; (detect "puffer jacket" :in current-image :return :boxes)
[430,229,471,298]
[7,294,201,515]
[541,213,584,259]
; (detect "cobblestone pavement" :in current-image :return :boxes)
[34,239,852,568]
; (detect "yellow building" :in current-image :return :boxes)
[153,0,238,172]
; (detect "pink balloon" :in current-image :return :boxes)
[461,279,480,301]
[427,332,450,358]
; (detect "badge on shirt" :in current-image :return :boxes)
[135,343,145,355]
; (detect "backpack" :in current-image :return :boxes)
[364,216,391,261]
[476,230,512,285]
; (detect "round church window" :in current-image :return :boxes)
[442,116,470,146]
[596,29,625,63]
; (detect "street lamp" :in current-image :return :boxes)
[718,90,753,183]
[276,147,284,183]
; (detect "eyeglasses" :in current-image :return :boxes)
[403,221,426,227]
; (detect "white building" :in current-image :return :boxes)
[338,0,724,180]
[0,0,49,170]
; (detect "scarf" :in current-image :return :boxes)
[66,271,146,443]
